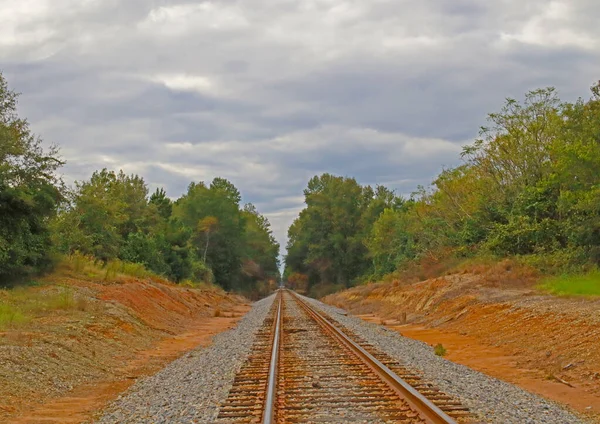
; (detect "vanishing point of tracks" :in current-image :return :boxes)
[217,290,471,423]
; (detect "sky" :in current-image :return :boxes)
[1,0,599,255]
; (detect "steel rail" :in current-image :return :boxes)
[261,290,282,424]
[288,290,457,424]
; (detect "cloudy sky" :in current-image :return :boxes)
[1,0,599,253]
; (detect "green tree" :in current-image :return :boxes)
[174,179,246,290]
[242,203,280,279]
[0,72,64,279]
[149,188,172,219]
[198,216,219,263]
[366,207,415,276]
[285,174,390,293]
[54,169,152,261]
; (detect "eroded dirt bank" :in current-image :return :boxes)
[0,276,248,423]
[323,272,600,421]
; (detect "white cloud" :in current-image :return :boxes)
[140,3,250,35]
[499,1,598,49]
[150,74,218,95]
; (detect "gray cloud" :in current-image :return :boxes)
[1,0,599,255]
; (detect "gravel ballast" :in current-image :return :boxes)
[96,294,276,424]
[302,295,586,424]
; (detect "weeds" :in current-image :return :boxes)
[0,285,90,331]
[538,270,600,297]
[121,262,151,278]
[75,296,90,311]
[0,303,30,330]
[433,343,447,357]
[47,287,75,310]
[180,279,207,289]
[62,253,157,282]
[213,308,222,317]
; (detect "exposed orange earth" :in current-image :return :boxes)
[8,312,247,424]
[323,267,600,422]
[0,272,248,423]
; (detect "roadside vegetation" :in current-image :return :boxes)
[285,82,600,297]
[0,283,83,331]
[538,271,600,297]
[0,71,279,298]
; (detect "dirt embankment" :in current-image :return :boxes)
[0,275,248,423]
[323,271,600,420]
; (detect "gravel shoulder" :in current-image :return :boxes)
[303,295,587,424]
[96,294,276,424]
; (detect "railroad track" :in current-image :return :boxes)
[217,290,471,423]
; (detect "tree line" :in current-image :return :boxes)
[0,72,280,296]
[285,82,600,296]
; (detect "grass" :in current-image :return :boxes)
[46,287,75,310]
[538,270,600,297]
[0,285,89,330]
[1,253,220,332]
[60,252,161,282]
[0,303,30,330]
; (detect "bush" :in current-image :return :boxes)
[433,343,447,357]
[516,249,591,275]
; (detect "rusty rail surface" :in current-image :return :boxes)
[262,290,282,424]
[290,290,456,424]
[217,290,470,423]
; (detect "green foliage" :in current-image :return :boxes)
[52,169,152,262]
[433,343,447,357]
[61,252,158,281]
[0,285,88,330]
[285,174,400,292]
[365,207,415,278]
[0,303,30,329]
[0,72,278,295]
[51,171,280,292]
[174,180,244,289]
[241,203,280,280]
[172,180,280,292]
[285,81,600,296]
[149,188,173,219]
[538,270,600,297]
[47,286,75,310]
[0,72,64,280]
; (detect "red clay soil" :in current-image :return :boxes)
[323,273,600,422]
[0,276,249,423]
[8,309,248,424]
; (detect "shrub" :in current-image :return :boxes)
[433,343,447,357]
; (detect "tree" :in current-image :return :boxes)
[241,203,280,282]
[53,169,153,262]
[149,187,172,219]
[461,88,561,201]
[366,208,415,276]
[286,272,308,294]
[0,72,64,279]
[174,179,246,290]
[285,174,391,293]
[198,216,219,263]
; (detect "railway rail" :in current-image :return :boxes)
[217,290,471,423]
